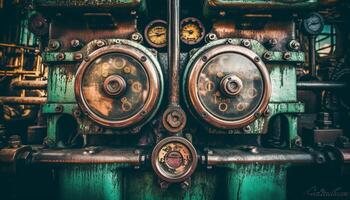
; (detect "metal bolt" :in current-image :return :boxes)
[241,39,251,48]
[283,52,292,60]
[140,56,147,62]
[288,40,300,51]
[48,40,60,50]
[227,39,234,44]
[202,56,208,62]
[84,56,90,62]
[55,105,63,113]
[219,10,226,17]
[243,126,251,133]
[131,32,143,43]
[74,53,83,61]
[56,53,65,61]
[159,181,169,189]
[70,39,81,48]
[253,57,260,62]
[205,33,217,43]
[263,51,273,60]
[264,107,270,116]
[96,40,106,48]
[181,181,190,190]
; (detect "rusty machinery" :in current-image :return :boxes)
[1,0,350,200]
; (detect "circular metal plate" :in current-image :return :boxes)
[186,44,272,129]
[75,44,162,128]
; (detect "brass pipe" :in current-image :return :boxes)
[12,80,47,89]
[0,97,46,105]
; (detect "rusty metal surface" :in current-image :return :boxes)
[50,19,137,51]
[207,148,317,165]
[31,147,141,165]
[0,97,47,105]
[211,20,295,51]
[12,80,47,89]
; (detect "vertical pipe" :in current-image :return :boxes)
[309,36,316,77]
[168,0,180,106]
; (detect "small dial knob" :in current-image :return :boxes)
[103,75,126,97]
[220,74,243,97]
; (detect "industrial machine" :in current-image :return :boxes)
[1,0,350,199]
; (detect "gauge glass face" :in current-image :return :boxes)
[180,18,204,44]
[145,21,167,48]
[197,53,264,120]
[81,53,149,121]
[156,142,193,178]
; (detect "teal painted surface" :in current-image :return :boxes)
[270,64,297,102]
[57,165,122,200]
[226,164,287,200]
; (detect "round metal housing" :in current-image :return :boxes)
[151,137,198,183]
[184,44,272,129]
[75,43,163,129]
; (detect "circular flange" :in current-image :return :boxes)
[185,44,272,129]
[180,17,205,45]
[75,43,162,129]
[152,137,198,183]
[162,107,187,133]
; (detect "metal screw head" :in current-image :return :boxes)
[288,40,300,51]
[74,53,83,61]
[70,39,81,48]
[55,105,63,113]
[253,57,260,62]
[205,33,218,43]
[202,56,208,62]
[263,51,273,61]
[96,40,106,48]
[56,53,65,61]
[131,32,143,43]
[283,52,292,60]
[48,40,60,50]
[241,39,251,48]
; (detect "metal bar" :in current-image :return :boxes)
[0,97,46,105]
[309,36,316,77]
[297,81,347,90]
[207,148,317,165]
[31,148,141,165]
[12,80,47,89]
[167,0,180,106]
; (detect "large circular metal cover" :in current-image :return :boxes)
[152,137,198,183]
[75,44,162,128]
[186,44,271,129]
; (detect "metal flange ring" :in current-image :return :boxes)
[151,137,198,183]
[75,43,162,129]
[186,44,272,129]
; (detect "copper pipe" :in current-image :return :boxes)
[0,97,46,105]
[12,80,47,89]
[31,148,141,165]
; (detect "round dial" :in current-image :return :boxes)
[302,13,324,35]
[185,44,271,129]
[75,43,163,129]
[180,17,205,45]
[145,20,168,48]
[152,137,198,183]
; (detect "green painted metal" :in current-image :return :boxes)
[225,164,288,200]
[57,164,123,200]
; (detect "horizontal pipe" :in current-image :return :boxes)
[0,97,46,105]
[31,148,141,165]
[207,148,317,165]
[12,81,47,89]
[297,81,347,90]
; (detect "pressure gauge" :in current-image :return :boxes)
[145,20,168,48]
[152,137,198,183]
[180,17,205,45]
[184,43,271,129]
[302,13,324,35]
[75,41,163,129]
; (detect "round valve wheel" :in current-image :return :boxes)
[185,44,272,129]
[75,43,163,129]
[151,137,198,183]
